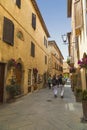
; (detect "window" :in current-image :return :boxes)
[28,69,32,86]
[74,0,82,36]
[3,17,14,46]
[31,42,35,57]
[44,36,47,48]
[74,0,80,3]
[45,56,47,64]
[32,13,36,30]
[16,0,21,9]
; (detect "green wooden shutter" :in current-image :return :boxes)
[31,42,35,57]
[16,0,21,8]
[32,13,36,30]
[3,17,14,46]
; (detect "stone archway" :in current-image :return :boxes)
[6,58,24,95]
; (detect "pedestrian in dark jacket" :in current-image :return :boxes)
[59,74,65,98]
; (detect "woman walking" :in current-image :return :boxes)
[52,75,58,98]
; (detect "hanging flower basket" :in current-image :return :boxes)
[67,57,70,65]
[33,68,38,74]
[78,53,87,69]
[7,59,17,69]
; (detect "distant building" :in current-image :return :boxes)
[48,40,64,77]
[63,61,69,78]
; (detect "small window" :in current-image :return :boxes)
[28,69,32,86]
[32,13,36,30]
[31,42,35,57]
[44,36,47,48]
[3,17,14,46]
[16,0,21,9]
[74,0,80,3]
[45,56,47,64]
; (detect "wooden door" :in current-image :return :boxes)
[0,63,5,103]
[15,63,22,93]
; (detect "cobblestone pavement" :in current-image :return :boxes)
[0,85,87,130]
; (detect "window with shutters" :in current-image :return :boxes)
[44,36,47,48]
[32,13,36,30]
[75,0,80,2]
[31,42,35,57]
[3,17,14,46]
[16,0,21,9]
[45,56,47,64]
[74,0,82,36]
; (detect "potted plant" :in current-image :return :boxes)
[82,90,87,121]
[67,58,70,65]
[7,58,17,70]
[6,77,21,101]
[75,87,82,102]
[78,52,87,69]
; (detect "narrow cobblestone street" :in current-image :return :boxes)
[0,85,87,130]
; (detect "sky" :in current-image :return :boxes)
[36,0,71,60]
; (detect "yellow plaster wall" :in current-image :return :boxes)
[0,0,48,95]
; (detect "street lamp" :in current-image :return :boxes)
[61,33,75,65]
[61,34,68,44]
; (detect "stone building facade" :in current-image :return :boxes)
[67,0,87,91]
[48,41,64,77]
[63,61,69,78]
[0,0,50,103]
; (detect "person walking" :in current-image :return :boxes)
[58,74,65,98]
[47,75,52,89]
[56,75,60,87]
[52,75,58,98]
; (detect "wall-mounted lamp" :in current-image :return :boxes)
[61,34,68,44]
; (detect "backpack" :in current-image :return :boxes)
[52,78,57,85]
[62,77,66,85]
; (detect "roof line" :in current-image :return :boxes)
[48,40,64,59]
[31,0,50,37]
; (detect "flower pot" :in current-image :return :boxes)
[82,101,87,121]
[76,95,82,102]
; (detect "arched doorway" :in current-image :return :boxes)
[6,59,24,97]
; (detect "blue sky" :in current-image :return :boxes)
[36,0,71,60]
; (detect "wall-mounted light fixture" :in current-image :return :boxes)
[61,34,68,44]
[61,33,76,64]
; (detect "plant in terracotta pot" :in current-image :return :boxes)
[82,90,87,121]
[6,77,21,100]
[75,87,82,102]
[78,52,87,69]
[7,58,17,70]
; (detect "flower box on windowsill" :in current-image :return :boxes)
[78,53,87,69]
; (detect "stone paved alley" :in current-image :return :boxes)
[0,85,87,130]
